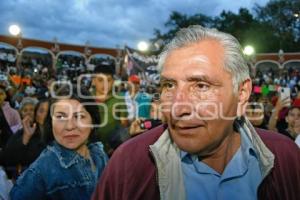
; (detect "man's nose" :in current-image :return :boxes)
[172,87,192,118]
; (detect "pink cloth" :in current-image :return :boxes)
[1,102,22,133]
[253,86,261,93]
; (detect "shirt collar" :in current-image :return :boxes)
[235,117,258,160]
[49,141,79,168]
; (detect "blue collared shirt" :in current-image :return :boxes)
[181,129,262,200]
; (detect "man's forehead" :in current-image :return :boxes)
[189,55,210,65]
[93,73,113,78]
[167,39,224,59]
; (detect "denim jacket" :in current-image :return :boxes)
[10,141,108,200]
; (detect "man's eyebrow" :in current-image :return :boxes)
[187,75,210,82]
[160,75,221,85]
[187,75,221,85]
[160,76,175,83]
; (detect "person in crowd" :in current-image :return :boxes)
[0,99,49,168]
[92,25,300,200]
[245,102,268,129]
[92,62,128,153]
[0,107,14,150]
[11,93,24,109]
[283,106,300,142]
[126,75,152,120]
[268,95,291,133]
[0,97,38,179]
[129,95,163,136]
[0,85,22,134]
[10,86,108,200]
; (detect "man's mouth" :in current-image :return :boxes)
[173,123,204,135]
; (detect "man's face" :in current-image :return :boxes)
[92,73,114,96]
[160,40,244,155]
[133,82,140,93]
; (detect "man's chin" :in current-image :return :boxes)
[174,140,204,154]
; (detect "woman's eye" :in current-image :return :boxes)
[75,114,85,120]
[54,115,66,120]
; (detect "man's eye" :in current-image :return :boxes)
[196,82,210,91]
[162,82,175,90]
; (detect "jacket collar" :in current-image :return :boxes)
[150,117,275,199]
[149,129,185,200]
[48,141,80,168]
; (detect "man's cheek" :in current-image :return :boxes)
[161,103,172,116]
[194,101,218,120]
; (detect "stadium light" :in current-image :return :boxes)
[9,24,21,36]
[243,45,255,56]
[137,41,149,52]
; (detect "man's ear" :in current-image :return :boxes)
[237,78,252,116]
[239,78,252,104]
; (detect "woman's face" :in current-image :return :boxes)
[20,104,35,121]
[0,88,7,105]
[36,101,49,125]
[286,107,300,129]
[51,99,93,151]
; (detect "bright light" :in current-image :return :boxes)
[137,41,149,52]
[294,13,299,18]
[9,25,21,36]
[243,45,255,56]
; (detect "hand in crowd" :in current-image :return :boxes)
[22,115,37,145]
[268,96,291,131]
[275,96,291,111]
[129,118,146,136]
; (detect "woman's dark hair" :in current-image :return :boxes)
[287,106,300,115]
[0,106,13,148]
[43,85,100,144]
[34,98,50,124]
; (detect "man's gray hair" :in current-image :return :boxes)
[158,25,250,93]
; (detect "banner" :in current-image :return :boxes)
[124,47,160,85]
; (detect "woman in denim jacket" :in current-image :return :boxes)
[10,86,108,200]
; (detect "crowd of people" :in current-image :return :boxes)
[0,25,299,200]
